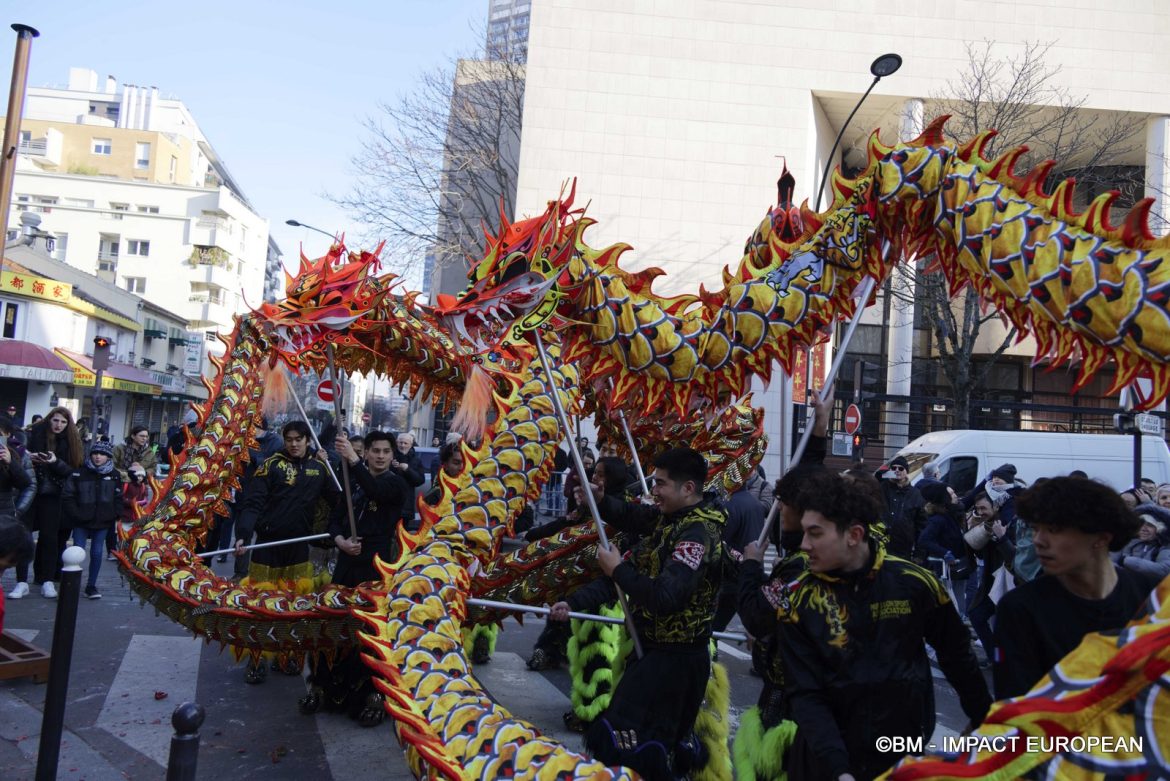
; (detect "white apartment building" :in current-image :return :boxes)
[6,67,270,356]
[517,1,1170,459]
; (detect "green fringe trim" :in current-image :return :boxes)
[731,706,797,781]
[692,660,733,781]
[461,623,499,655]
[567,601,628,721]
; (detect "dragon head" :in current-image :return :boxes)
[429,186,584,355]
[254,239,394,369]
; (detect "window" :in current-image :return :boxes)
[14,194,28,212]
[109,202,129,220]
[62,197,94,208]
[92,138,112,155]
[98,259,117,273]
[124,277,146,294]
[205,331,219,342]
[127,239,150,256]
[136,205,160,214]
[135,142,150,169]
[2,301,19,339]
[169,156,177,183]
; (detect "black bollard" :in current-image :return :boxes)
[166,701,206,781]
[35,546,86,781]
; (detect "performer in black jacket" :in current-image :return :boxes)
[300,431,407,725]
[734,385,833,781]
[778,471,990,781]
[234,420,340,684]
[550,447,727,781]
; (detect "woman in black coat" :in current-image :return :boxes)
[21,407,83,599]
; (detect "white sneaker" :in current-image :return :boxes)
[7,582,28,599]
[41,582,58,599]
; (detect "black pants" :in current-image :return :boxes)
[585,642,710,781]
[29,495,67,585]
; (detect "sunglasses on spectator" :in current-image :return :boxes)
[890,465,907,472]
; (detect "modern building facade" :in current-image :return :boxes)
[487,0,532,63]
[6,67,270,356]
[3,227,207,443]
[517,1,1170,461]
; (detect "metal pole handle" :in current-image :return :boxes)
[196,532,331,559]
[325,344,359,541]
[534,330,644,659]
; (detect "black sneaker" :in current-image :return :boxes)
[84,585,102,600]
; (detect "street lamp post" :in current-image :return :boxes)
[284,219,339,243]
[813,53,903,212]
[788,53,902,471]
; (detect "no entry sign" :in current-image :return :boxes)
[316,380,336,403]
[844,403,862,435]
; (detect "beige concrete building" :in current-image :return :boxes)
[516,0,1170,460]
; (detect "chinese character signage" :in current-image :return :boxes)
[0,271,72,302]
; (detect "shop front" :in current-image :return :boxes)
[54,348,163,442]
[0,340,75,425]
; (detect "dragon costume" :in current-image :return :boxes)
[118,116,1170,779]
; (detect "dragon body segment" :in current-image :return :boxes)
[119,117,1170,779]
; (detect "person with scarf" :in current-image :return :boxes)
[112,425,158,482]
[61,440,124,599]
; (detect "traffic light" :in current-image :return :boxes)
[851,359,882,401]
[93,335,112,371]
[852,432,866,461]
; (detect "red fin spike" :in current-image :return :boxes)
[1082,191,1121,235]
[987,146,1029,180]
[1020,160,1056,199]
[913,115,950,147]
[956,129,998,163]
[1122,198,1157,245]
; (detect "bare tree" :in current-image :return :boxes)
[889,41,1145,427]
[330,36,525,281]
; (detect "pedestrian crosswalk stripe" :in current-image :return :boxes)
[96,634,201,765]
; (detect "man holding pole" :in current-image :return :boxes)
[550,447,727,781]
[233,420,340,684]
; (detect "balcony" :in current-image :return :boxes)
[187,245,231,270]
[18,139,46,156]
[143,328,167,340]
[169,335,191,346]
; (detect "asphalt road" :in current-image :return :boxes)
[0,554,979,780]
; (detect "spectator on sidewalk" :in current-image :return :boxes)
[113,426,158,482]
[994,477,1155,699]
[0,416,34,522]
[61,440,124,600]
[877,455,927,559]
[1114,503,1170,580]
[918,481,974,614]
[23,407,83,600]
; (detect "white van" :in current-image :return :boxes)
[892,430,1170,493]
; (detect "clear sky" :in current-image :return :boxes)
[4,1,488,285]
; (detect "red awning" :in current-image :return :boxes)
[0,340,74,383]
[55,349,163,396]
